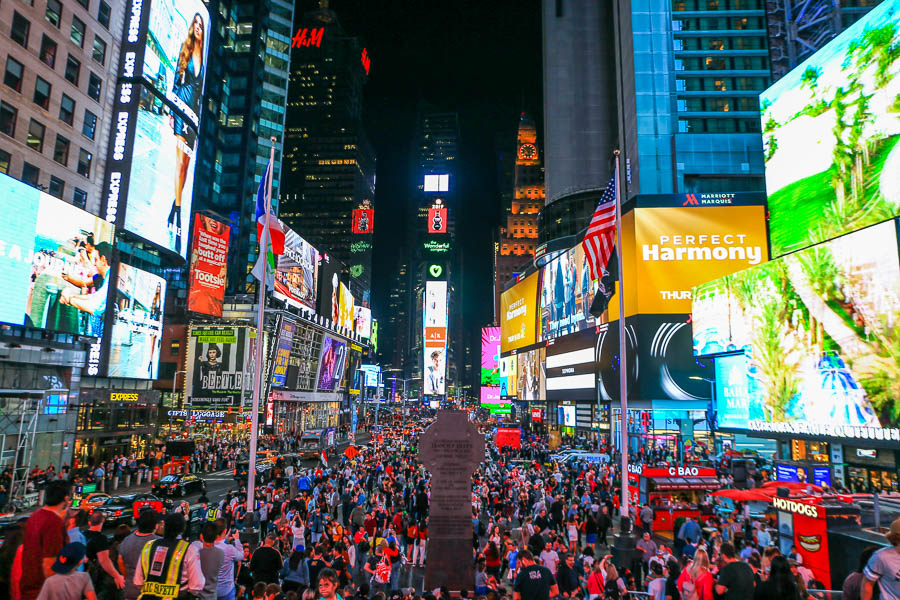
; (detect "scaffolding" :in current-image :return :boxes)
[0,395,43,510]
[766,0,843,82]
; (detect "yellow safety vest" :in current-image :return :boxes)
[138,538,190,600]
[207,508,219,521]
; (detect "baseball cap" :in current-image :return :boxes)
[52,542,86,574]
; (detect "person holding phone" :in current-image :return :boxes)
[212,518,243,600]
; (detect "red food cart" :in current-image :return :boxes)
[627,464,720,536]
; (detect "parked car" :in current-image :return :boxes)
[80,492,111,512]
[152,474,206,497]
[93,493,164,525]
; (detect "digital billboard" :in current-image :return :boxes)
[317,253,342,324]
[23,189,115,337]
[107,264,166,379]
[318,336,346,391]
[338,283,355,330]
[516,347,546,401]
[428,207,447,233]
[423,174,449,192]
[423,280,448,395]
[354,306,372,338]
[481,327,500,386]
[273,227,318,313]
[761,0,900,256]
[540,244,601,340]
[694,221,900,441]
[500,271,540,353]
[546,328,598,402]
[0,175,40,326]
[499,355,517,398]
[271,319,295,388]
[479,386,507,414]
[187,215,229,316]
[185,326,253,407]
[352,208,373,234]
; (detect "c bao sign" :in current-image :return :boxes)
[772,496,820,518]
[668,466,699,477]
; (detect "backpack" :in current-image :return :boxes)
[603,578,620,600]
[374,556,391,584]
[478,520,487,537]
[681,572,699,600]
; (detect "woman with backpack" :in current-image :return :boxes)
[678,549,713,600]
[604,560,627,600]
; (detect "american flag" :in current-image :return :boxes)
[582,174,618,280]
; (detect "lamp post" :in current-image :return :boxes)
[690,376,716,455]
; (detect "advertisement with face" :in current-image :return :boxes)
[354,306,372,338]
[423,280,448,395]
[694,221,900,441]
[185,326,253,407]
[338,283,355,330]
[271,319,295,389]
[21,192,116,338]
[316,253,342,324]
[500,272,540,353]
[318,336,346,391]
[516,348,546,401]
[761,0,900,256]
[124,84,199,257]
[540,245,600,340]
[187,215,229,316]
[0,175,40,326]
[481,327,500,386]
[424,347,446,396]
[273,228,319,313]
[107,264,166,379]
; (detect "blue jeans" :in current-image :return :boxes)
[217,589,236,600]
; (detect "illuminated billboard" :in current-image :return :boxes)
[423,280,448,395]
[338,283,355,330]
[540,244,601,340]
[317,253,342,324]
[107,264,166,379]
[693,221,900,441]
[185,326,254,407]
[428,206,447,233]
[187,215,229,316]
[499,355,517,398]
[271,319,295,389]
[352,208,374,234]
[273,227,318,313]
[516,347,546,402]
[760,0,900,256]
[423,174,449,192]
[354,306,372,338]
[318,336,346,391]
[481,327,500,386]
[102,0,210,258]
[500,272,540,353]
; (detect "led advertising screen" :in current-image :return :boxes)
[354,306,372,338]
[428,207,448,233]
[546,328,598,402]
[20,188,115,337]
[423,174,449,192]
[187,215,229,316]
[761,0,900,256]
[317,253,342,324]
[714,353,757,430]
[540,244,601,340]
[480,386,508,414]
[423,280,448,395]
[0,175,40,326]
[499,355,517,398]
[516,348,546,401]
[500,271,540,353]
[481,327,500,386]
[318,336,346,391]
[360,364,379,388]
[338,283,355,330]
[107,264,166,379]
[352,208,373,234]
[694,221,900,441]
[273,227,318,313]
[271,319,295,389]
[185,326,253,407]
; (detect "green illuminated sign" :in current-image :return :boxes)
[429,264,443,278]
[351,240,372,253]
[423,240,451,253]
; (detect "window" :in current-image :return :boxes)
[59,94,75,125]
[40,35,57,67]
[48,175,65,199]
[33,77,51,110]
[22,162,40,187]
[77,148,91,177]
[76,0,90,9]
[65,55,80,85]
[73,187,87,208]
[0,102,16,137]
[53,134,70,165]
[97,1,111,29]
[4,57,24,92]
[92,36,106,64]
[81,109,97,139]
[45,0,62,27]
[0,149,9,174]
[11,12,30,47]
[87,73,102,101]
[27,119,45,152]
[70,16,86,47]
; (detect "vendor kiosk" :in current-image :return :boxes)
[627,464,720,535]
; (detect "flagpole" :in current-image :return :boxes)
[613,149,630,525]
[247,138,276,518]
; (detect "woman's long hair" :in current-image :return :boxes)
[176,12,205,82]
[769,556,799,599]
[289,550,304,571]
[690,548,710,581]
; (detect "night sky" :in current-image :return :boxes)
[317,0,543,352]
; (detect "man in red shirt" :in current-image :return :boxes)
[20,480,71,600]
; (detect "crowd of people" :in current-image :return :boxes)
[0,414,897,600]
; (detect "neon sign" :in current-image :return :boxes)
[361,48,370,75]
[292,28,324,48]
[423,240,451,253]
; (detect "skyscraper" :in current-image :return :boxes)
[494,113,545,320]
[280,2,375,301]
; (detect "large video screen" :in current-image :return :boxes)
[107,264,166,379]
[500,272,539,353]
[761,0,900,256]
[317,254,342,324]
[273,227,318,313]
[516,347,546,401]
[354,306,372,338]
[318,336,346,391]
[540,245,600,340]
[0,175,115,336]
[187,215,229,316]
[338,283,355,330]
[423,280,448,395]
[481,327,500,386]
[499,355,517,398]
[185,326,252,407]
[694,221,900,439]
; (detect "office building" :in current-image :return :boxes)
[280,3,375,299]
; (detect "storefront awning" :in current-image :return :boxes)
[650,476,720,491]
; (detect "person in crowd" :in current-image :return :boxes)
[35,543,96,600]
[714,543,755,600]
[21,481,72,600]
[754,556,803,600]
[842,546,879,600]
[513,550,558,600]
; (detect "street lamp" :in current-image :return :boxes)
[690,376,716,453]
